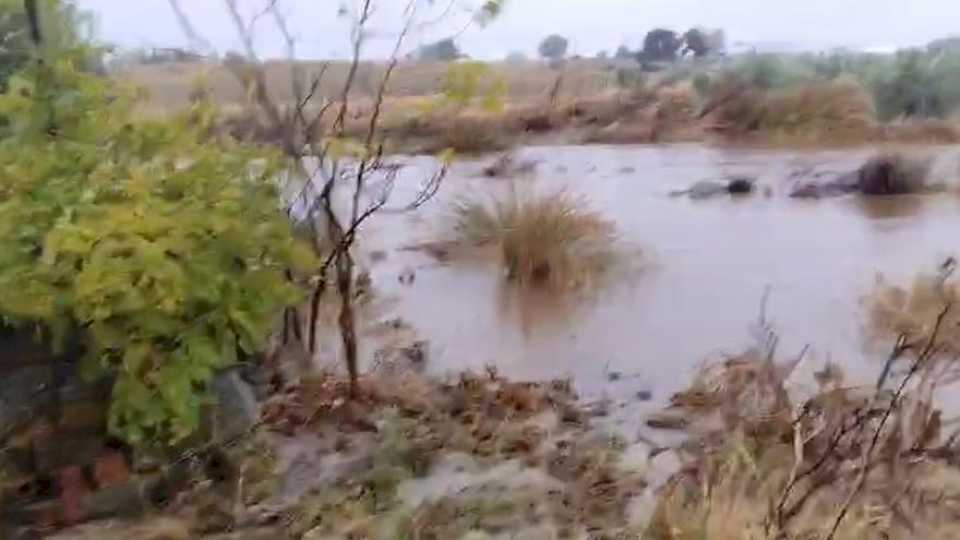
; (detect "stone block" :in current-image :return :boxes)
[81,482,146,521]
[209,368,260,443]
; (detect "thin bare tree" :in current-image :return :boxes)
[167,0,461,395]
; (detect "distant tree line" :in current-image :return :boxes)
[620,27,726,65]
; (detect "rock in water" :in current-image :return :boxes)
[726,176,755,195]
[687,180,728,199]
[789,171,861,198]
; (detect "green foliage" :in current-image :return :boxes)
[863,50,960,120]
[692,72,711,97]
[716,49,960,120]
[413,38,462,62]
[728,54,813,90]
[0,55,312,445]
[440,61,506,112]
[0,0,97,89]
[474,0,506,27]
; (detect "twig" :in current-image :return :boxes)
[876,333,909,391]
[826,301,952,540]
[167,0,214,54]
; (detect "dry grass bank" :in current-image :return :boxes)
[124,59,960,153]
[647,269,960,539]
[122,59,620,115]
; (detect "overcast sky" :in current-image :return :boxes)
[79,0,960,59]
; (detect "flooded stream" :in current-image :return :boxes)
[345,144,960,407]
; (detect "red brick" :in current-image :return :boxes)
[93,450,130,488]
[59,466,89,525]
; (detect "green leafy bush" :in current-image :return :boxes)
[0,0,98,90]
[0,55,313,445]
[440,61,507,112]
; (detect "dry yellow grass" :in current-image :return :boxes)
[648,269,960,540]
[120,59,620,115]
[759,77,877,142]
[452,191,617,288]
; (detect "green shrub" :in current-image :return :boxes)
[440,61,506,112]
[0,55,313,445]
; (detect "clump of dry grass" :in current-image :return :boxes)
[648,271,960,540]
[868,266,960,351]
[759,77,876,140]
[881,117,960,144]
[452,192,618,288]
[857,151,933,195]
[704,77,878,144]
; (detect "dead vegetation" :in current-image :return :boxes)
[255,369,647,539]
[703,76,876,144]
[123,53,960,151]
[452,191,619,288]
[647,266,960,540]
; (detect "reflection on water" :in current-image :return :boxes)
[357,144,960,403]
[854,194,930,220]
[496,280,582,338]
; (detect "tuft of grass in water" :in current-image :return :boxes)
[857,151,932,195]
[452,192,617,288]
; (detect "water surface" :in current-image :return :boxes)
[351,144,960,405]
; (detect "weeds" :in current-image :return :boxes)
[273,369,645,539]
[452,192,618,288]
[648,267,960,540]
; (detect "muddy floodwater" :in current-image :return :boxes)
[335,144,960,408]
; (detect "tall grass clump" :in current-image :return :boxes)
[759,77,877,142]
[452,192,617,288]
[703,71,877,142]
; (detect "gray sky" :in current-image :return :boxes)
[79,0,960,59]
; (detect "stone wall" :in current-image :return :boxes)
[0,327,262,538]
[0,327,133,537]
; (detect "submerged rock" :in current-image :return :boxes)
[790,154,930,198]
[726,176,755,195]
[790,171,860,198]
[673,176,757,199]
[858,153,930,195]
[482,153,538,178]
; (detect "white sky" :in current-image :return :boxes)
[79,0,960,59]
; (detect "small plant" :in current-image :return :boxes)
[453,192,617,288]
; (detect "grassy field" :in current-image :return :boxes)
[123,58,624,115]
[121,55,960,151]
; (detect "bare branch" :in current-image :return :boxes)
[167,0,214,54]
[224,0,258,61]
[332,0,375,135]
[826,300,953,540]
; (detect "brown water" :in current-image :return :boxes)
[348,143,960,406]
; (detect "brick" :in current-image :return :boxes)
[82,482,146,520]
[2,497,62,534]
[92,451,130,489]
[58,400,107,433]
[59,466,89,525]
